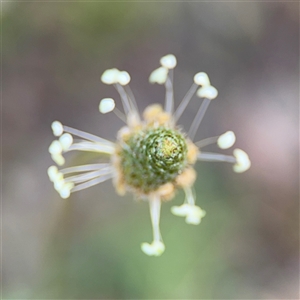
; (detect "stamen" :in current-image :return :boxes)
[59,182,74,199]
[51,121,64,136]
[71,173,113,192]
[141,195,165,257]
[174,83,198,121]
[158,55,177,117]
[63,125,114,146]
[141,240,165,257]
[193,72,210,86]
[217,131,236,149]
[60,163,111,174]
[115,84,141,125]
[68,142,115,155]
[149,67,168,85]
[195,136,219,148]
[171,204,191,217]
[99,97,126,122]
[51,153,65,166]
[114,84,133,116]
[160,54,177,69]
[59,133,73,151]
[197,152,236,163]
[195,131,236,149]
[65,167,112,183]
[171,188,206,225]
[233,149,251,173]
[99,98,115,114]
[101,68,119,85]
[164,74,174,114]
[47,165,59,181]
[113,107,127,123]
[184,187,195,206]
[48,140,62,155]
[186,207,206,225]
[54,178,65,191]
[124,85,139,113]
[117,71,131,86]
[149,195,162,242]
[197,85,218,100]
[188,98,210,140]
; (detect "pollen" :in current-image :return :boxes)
[156,182,175,201]
[143,104,163,121]
[187,141,199,164]
[143,104,172,125]
[175,167,197,188]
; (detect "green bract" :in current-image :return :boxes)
[120,126,188,194]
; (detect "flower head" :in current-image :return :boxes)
[47,55,250,256]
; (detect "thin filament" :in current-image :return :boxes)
[65,167,113,183]
[114,84,133,116]
[174,83,198,122]
[60,163,111,174]
[164,73,174,114]
[113,107,127,123]
[71,173,113,192]
[188,98,210,140]
[195,136,219,148]
[149,195,162,242]
[184,187,195,205]
[198,152,236,163]
[68,143,115,154]
[124,85,139,113]
[63,125,114,146]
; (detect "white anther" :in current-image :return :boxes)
[59,189,70,199]
[47,166,58,182]
[217,131,236,149]
[141,240,165,256]
[160,54,177,69]
[197,86,218,100]
[51,153,65,166]
[59,133,73,151]
[52,171,64,184]
[149,67,168,84]
[48,140,62,155]
[233,149,251,173]
[99,98,115,114]
[193,72,210,86]
[185,206,206,225]
[101,68,120,84]
[59,182,74,199]
[172,204,206,225]
[53,177,65,191]
[51,121,64,137]
[171,204,191,217]
[117,71,131,85]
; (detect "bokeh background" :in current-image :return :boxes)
[3,2,299,299]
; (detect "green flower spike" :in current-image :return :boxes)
[120,127,188,194]
[47,54,251,256]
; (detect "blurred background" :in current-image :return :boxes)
[2,2,299,299]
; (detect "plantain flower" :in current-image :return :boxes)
[47,54,250,256]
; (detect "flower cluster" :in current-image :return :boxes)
[48,54,250,256]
